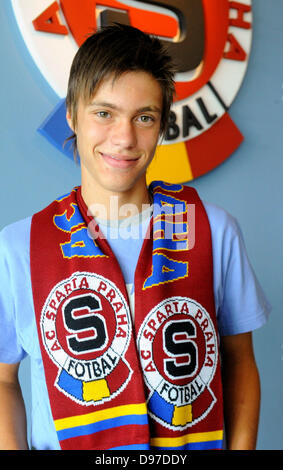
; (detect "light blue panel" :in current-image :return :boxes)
[0,0,282,450]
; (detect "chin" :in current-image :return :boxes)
[104,172,145,193]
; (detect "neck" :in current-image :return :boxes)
[81,182,152,221]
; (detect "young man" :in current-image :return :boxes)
[0,24,270,450]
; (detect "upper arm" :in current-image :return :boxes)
[0,362,20,386]
[220,332,257,368]
[204,203,271,336]
[0,225,29,364]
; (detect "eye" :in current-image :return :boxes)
[137,115,155,125]
[96,110,111,119]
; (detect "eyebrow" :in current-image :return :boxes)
[89,101,162,114]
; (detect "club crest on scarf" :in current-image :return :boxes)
[137,296,218,430]
[40,271,132,406]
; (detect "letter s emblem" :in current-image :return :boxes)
[63,294,108,354]
[163,319,198,379]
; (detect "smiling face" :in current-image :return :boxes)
[67,70,163,210]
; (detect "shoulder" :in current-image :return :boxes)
[201,201,244,257]
[0,189,75,252]
[202,201,239,234]
[201,201,251,286]
[201,202,271,334]
[176,182,241,242]
[0,217,32,258]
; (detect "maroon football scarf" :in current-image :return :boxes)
[30,181,223,450]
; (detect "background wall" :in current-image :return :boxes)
[0,0,282,450]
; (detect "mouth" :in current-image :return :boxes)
[99,152,140,169]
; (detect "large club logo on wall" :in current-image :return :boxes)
[11,0,252,183]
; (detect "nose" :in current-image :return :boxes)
[110,118,137,149]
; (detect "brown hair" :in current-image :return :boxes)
[66,23,176,155]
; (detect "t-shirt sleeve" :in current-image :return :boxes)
[205,203,271,336]
[0,226,27,363]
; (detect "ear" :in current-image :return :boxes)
[66,109,75,132]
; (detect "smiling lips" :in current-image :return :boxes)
[99,152,141,169]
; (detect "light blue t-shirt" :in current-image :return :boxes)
[0,201,270,450]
